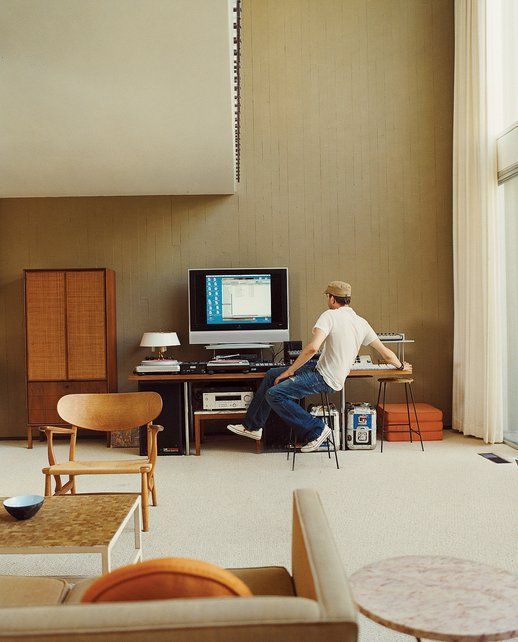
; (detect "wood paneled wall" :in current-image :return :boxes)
[0,0,454,437]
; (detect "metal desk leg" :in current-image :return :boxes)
[183,381,191,455]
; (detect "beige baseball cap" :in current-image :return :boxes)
[324,281,352,297]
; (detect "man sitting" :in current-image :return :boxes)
[228,281,406,452]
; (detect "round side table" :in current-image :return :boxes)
[350,556,518,641]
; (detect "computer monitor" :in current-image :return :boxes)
[188,268,289,344]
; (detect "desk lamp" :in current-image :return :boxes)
[140,332,180,360]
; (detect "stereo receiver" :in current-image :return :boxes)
[202,388,254,410]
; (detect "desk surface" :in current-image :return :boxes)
[128,367,413,383]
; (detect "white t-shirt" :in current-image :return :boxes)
[314,307,377,390]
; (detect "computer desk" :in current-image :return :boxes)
[128,366,413,454]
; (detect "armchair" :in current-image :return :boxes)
[0,489,358,641]
[41,392,163,531]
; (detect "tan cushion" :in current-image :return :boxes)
[229,567,295,596]
[65,578,96,604]
[0,576,69,607]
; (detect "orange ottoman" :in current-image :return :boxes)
[377,403,443,442]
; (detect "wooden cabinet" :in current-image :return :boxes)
[24,269,117,447]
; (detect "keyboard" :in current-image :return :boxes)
[377,332,404,342]
[350,363,397,370]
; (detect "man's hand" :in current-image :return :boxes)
[274,369,294,385]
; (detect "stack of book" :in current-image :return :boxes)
[134,359,180,374]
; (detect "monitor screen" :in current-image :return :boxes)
[188,268,289,344]
[206,274,272,325]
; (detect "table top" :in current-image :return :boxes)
[129,366,413,382]
[0,494,139,549]
[350,555,518,641]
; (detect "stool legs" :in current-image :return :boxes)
[287,394,339,470]
[408,384,424,452]
[404,384,413,444]
[322,392,339,470]
[378,380,424,452]
[321,393,331,459]
[287,426,296,471]
[380,381,387,453]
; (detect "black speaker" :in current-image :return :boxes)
[137,381,185,455]
[283,340,302,364]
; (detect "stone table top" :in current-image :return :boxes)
[0,494,139,548]
[350,556,518,641]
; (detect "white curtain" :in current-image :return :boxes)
[452,0,504,443]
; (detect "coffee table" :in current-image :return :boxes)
[350,556,518,641]
[0,494,142,574]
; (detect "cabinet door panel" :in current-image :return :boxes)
[66,271,106,380]
[28,381,108,424]
[25,271,67,381]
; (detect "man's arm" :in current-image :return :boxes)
[274,328,327,385]
[368,338,410,370]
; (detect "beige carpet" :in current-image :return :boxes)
[1,430,517,641]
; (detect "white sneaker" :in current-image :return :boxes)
[227,424,263,441]
[300,426,332,452]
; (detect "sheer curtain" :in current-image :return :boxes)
[452,0,504,443]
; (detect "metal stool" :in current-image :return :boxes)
[377,377,424,452]
[286,392,340,470]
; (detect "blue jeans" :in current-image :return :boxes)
[244,362,334,443]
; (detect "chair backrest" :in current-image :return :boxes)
[57,392,162,431]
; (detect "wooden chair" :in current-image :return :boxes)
[41,392,163,532]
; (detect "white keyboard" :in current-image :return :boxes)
[350,363,396,370]
[377,332,404,341]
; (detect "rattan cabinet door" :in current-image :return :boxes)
[66,271,107,380]
[25,271,67,381]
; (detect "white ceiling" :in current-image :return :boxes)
[0,0,236,197]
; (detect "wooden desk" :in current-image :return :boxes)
[128,367,413,454]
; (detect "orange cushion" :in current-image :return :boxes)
[377,403,443,424]
[80,558,252,603]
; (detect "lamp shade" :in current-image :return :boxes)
[140,332,180,348]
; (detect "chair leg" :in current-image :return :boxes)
[44,474,51,497]
[141,473,150,532]
[27,427,33,449]
[321,393,331,459]
[325,392,339,470]
[409,384,425,452]
[70,476,76,495]
[287,427,296,471]
[150,474,158,506]
[404,384,413,443]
